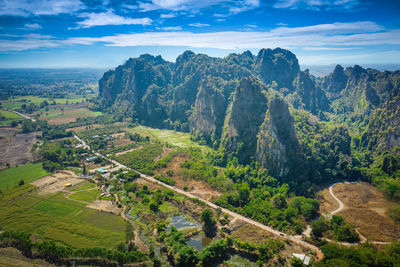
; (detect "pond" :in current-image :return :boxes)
[166,215,201,231]
[166,215,212,251]
[187,234,212,251]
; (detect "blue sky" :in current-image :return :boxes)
[0,0,399,68]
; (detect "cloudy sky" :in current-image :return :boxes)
[0,0,399,67]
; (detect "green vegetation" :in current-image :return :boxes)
[311,215,359,243]
[68,189,100,203]
[0,231,148,265]
[315,242,400,267]
[0,163,49,191]
[113,142,164,175]
[0,109,23,125]
[38,139,86,172]
[200,208,216,237]
[3,96,87,110]
[0,185,127,249]
[130,125,210,151]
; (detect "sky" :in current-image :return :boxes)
[0,0,399,68]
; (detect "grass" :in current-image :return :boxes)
[128,125,210,152]
[2,96,88,109]
[0,163,49,191]
[71,181,96,191]
[0,109,24,125]
[32,199,82,217]
[0,184,36,201]
[0,186,126,249]
[68,188,99,203]
[38,107,103,125]
[159,201,178,213]
[0,109,22,119]
[74,208,127,232]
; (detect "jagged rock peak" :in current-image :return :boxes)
[255,47,300,88]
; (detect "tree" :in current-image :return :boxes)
[271,193,287,209]
[149,201,159,212]
[239,182,250,205]
[201,208,216,237]
[290,256,304,267]
[311,217,329,238]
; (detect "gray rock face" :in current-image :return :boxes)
[255,48,300,88]
[256,97,303,178]
[221,77,268,163]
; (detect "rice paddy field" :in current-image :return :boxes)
[0,180,127,249]
[0,163,49,191]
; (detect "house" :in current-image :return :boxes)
[64,183,72,187]
[292,253,311,266]
[96,168,108,174]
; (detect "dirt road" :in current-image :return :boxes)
[4,108,36,122]
[329,183,345,215]
[328,182,392,245]
[73,134,324,260]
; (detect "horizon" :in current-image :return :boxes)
[0,0,399,68]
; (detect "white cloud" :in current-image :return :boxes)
[270,21,383,35]
[189,23,210,27]
[24,23,42,30]
[160,26,182,31]
[0,0,84,17]
[133,0,260,15]
[273,0,360,10]
[0,34,58,51]
[160,13,176,18]
[73,10,152,29]
[63,22,399,50]
[2,21,399,57]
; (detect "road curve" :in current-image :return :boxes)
[329,184,345,215]
[73,134,324,260]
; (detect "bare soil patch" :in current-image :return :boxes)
[0,128,41,168]
[87,200,121,214]
[30,170,85,195]
[327,182,400,242]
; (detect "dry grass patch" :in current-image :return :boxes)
[327,182,400,242]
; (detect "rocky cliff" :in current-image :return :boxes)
[98,48,400,183]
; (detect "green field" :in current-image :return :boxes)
[0,109,23,125]
[2,96,88,109]
[68,188,100,202]
[0,186,127,249]
[0,163,49,191]
[0,109,21,119]
[129,126,210,151]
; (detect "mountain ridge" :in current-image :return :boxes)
[97,48,400,193]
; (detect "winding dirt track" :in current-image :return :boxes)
[328,182,392,245]
[73,134,324,260]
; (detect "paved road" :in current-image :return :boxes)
[3,108,36,122]
[73,134,324,260]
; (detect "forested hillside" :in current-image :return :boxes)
[97,48,400,196]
